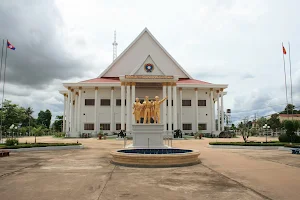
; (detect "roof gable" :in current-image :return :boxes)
[99,28,192,79]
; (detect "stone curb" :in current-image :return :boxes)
[4,145,84,152]
[277,147,293,151]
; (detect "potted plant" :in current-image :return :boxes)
[98,132,104,140]
[98,127,104,140]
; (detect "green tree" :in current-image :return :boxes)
[267,114,282,131]
[238,117,251,143]
[22,107,34,127]
[37,109,52,128]
[256,117,267,128]
[52,115,63,132]
[0,100,27,135]
[283,120,296,136]
[280,104,298,114]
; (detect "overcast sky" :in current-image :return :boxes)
[0,0,299,124]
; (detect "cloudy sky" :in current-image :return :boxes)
[0,0,300,123]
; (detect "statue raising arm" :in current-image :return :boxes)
[159,96,168,104]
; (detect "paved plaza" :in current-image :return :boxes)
[0,136,300,200]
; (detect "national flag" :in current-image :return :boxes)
[282,45,286,54]
[7,40,15,50]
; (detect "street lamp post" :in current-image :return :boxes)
[263,124,270,143]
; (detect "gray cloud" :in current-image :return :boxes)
[0,0,88,88]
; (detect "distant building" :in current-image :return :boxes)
[278,114,300,122]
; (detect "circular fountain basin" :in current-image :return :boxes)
[111,148,200,168]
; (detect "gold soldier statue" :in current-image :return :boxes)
[132,98,142,123]
[153,96,167,123]
[143,96,153,124]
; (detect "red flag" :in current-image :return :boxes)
[282,45,287,54]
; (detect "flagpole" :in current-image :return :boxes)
[1,40,8,141]
[0,39,4,143]
[288,42,293,120]
[282,42,289,118]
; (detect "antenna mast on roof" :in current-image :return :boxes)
[112,30,118,61]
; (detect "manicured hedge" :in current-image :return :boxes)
[209,142,291,146]
[279,134,300,143]
[0,143,81,149]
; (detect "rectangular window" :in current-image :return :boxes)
[85,99,95,106]
[182,100,191,106]
[198,123,207,130]
[116,99,126,106]
[166,100,173,106]
[100,123,110,130]
[101,99,110,106]
[182,123,192,130]
[116,123,121,130]
[84,123,94,130]
[198,100,206,106]
[115,123,126,130]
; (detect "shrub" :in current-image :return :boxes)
[54,132,65,137]
[279,134,300,143]
[5,138,19,146]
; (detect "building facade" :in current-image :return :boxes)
[60,28,228,137]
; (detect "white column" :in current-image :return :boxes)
[195,88,199,132]
[121,83,125,130]
[220,88,224,131]
[173,83,177,130]
[110,87,114,132]
[78,87,82,133]
[74,92,78,132]
[63,94,66,132]
[94,87,98,133]
[179,88,183,130]
[167,83,172,133]
[66,88,71,134]
[131,83,136,125]
[70,89,74,133]
[162,83,167,132]
[217,90,220,131]
[126,83,131,132]
[213,98,216,132]
[210,88,215,132]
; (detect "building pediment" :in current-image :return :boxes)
[99,28,192,79]
[130,55,165,76]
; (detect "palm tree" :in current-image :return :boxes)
[25,107,34,136]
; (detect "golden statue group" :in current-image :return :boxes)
[133,96,167,124]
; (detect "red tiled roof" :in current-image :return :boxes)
[80,77,120,83]
[80,77,210,84]
[177,78,211,84]
[279,114,300,117]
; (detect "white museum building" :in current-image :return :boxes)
[60,28,228,137]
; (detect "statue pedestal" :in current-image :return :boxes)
[130,124,168,149]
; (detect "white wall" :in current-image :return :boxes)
[78,86,213,134]
[181,88,212,133]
